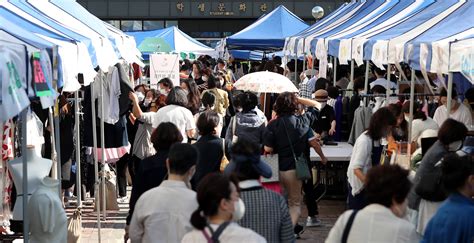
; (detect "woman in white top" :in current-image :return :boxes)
[433,88,473,127]
[347,107,397,209]
[182,173,266,243]
[327,165,420,243]
[402,101,438,147]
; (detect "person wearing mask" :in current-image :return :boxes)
[369,67,397,91]
[129,87,196,143]
[225,92,267,148]
[402,101,438,148]
[263,92,321,236]
[182,173,266,243]
[191,111,225,189]
[129,143,199,243]
[327,86,339,108]
[422,151,474,243]
[410,119,468,234]
[347,107,397,210]
[216,58,235,83]
[311,89,336,140]
[125,123,184,240]
[158,78,173,96]
[224,139,295,243]
[180,63,191,79]
[201,75,229,118]
[371,85,387,113]
[180,79,201,115]
[433,88,472,127]
[326,165,420,243]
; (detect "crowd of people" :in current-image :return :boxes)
[108,54,473,243]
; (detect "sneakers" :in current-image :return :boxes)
[306,216,322,227]
[294,224,305,239]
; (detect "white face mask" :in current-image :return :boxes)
[317,101,327,109]
[404,115,410,122]
[136,92,145,102]
[232,198,245,221]
[375,97,384,103]
[143,98,152,107]
[159,88,167,96]
[202,76,209,82]
[448,140,463,152]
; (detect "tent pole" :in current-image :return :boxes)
[386,65,391,100]
[21,109,29,243]
[408,69,416,149]
[294,55,298,84]
[333,57,337,86]
[75,91,82,208]
[446,72,454,115]
[52,46,62,197]
[100,73,107,221]
[350,59,355,86]
[364,60,369,105]
[90,82,102,242]
[48,108,57,181]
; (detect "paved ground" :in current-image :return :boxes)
[66,191,346,243]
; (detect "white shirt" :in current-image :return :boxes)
[129,180,198,243]
[141,104,196,143]
[182,222,266,243]
[326,204,420,243]
[410,118,439,145]
[347,132,377,196]
[369,78,397,90]
[433,103,473,127]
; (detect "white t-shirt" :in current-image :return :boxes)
[410,118,439,145]
[347,132,378,196]
[181,222,266,243]
[433,103,473,127]
[141,105,196,143]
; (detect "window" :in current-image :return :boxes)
[165,20,178,28]
[121,20,143,31]
[143,21,164,30]
[106,20,121,29]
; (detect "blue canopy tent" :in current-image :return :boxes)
[226,5,309,51]
[126,26,216,60]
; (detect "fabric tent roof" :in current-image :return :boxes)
[126,26,216,59]
[226,5,309,51]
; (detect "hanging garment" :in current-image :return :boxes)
[115,62,133,116]
[91,68,121,125]
[348,106,373,145]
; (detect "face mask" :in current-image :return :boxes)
[202,76,209,82]
[358,90,365,95]
[136,92,145,102]
[404,115,410,122]
[317,101,327,109]
[448,140,463,152]
[159,88,167,96]
[143,98,152,107]
[232,198,245,221]
[375,97,384,103]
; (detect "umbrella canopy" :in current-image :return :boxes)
[138,37,172,53]
[234,71,298,93]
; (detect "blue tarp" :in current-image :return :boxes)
[363,0,460,61]
[226,5,309,51]
[126,28,167,47]
[405,2,474,71]
[310,0,389,54]
[326,0,433,57]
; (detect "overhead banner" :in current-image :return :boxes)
[149,54,180,88]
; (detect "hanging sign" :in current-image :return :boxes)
[32,52,52,97]
[149,53,180,88]
[0,55,30,122]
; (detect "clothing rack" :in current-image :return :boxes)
[358,93,439,98]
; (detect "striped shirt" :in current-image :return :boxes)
[238,180,295,243]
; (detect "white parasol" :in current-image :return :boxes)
[234,71,298,93]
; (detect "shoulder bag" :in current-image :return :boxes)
[282,119,311,180]
[341,210,359,243]
[219,138,230,172]
[415,159,447,202]
[202,221,231,243]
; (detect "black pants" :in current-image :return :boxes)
[303,169,319,217]
[347,183,367,210]
[116,153,141,197]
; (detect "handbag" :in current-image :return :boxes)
[415,159,447,202]
[95,165,119,211]
[282,119,311,180]
[67,208,82,243]
[219,138,230,172]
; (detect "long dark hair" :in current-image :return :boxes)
[367,107,397,140]
[181,79,201,114]
[190,173,236,230]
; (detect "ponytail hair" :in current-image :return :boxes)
[190,173,234,230]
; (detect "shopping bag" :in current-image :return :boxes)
[67,208,81,243]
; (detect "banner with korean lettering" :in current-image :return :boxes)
[149,54,180,88]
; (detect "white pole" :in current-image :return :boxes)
[364,60,369,94]
[386,65,391,100]
[100,76,107,221]
[350,59,355,85]
[21,109,29,243]
[333,57,337,86]
[446,72,454,115]
[75,91,82,208]
[294,56,298,83]
[90,83,102,241]
[408,69,416,147]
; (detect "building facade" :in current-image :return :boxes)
[78,0,346,47]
